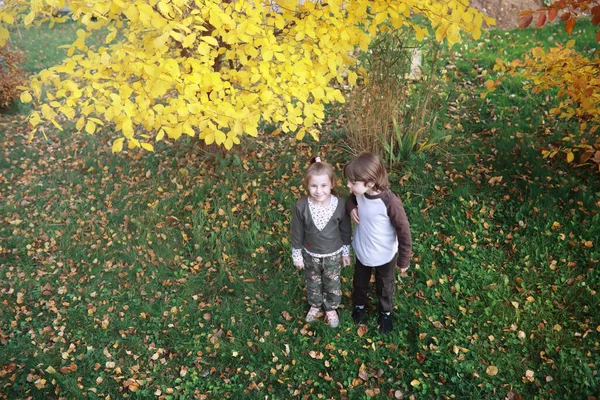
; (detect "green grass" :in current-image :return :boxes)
[8,20,107,74]
[1,16,600,400]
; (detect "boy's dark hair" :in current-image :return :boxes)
[303,157,336,191]
[344,152,389,191]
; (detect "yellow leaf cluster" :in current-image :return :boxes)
[504,42,600,145]
[5,0,490,151]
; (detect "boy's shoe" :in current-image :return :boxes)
[378,312,393,334]
[352,306,366,324]
[305,306,321,322]
[325,310,339,328]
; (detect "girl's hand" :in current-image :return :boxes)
[342,256,351,267]
[294,261,305,270]
[350,208,360,224]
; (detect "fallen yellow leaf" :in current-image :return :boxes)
[486,365,498,376]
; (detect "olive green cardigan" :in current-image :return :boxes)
[291,196,352,255]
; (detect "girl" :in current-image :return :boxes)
[344,152,412,334]
[291,157,352,328]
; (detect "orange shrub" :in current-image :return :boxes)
[0,45,26,110]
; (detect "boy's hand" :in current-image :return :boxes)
[342,256,351,267]
[350,207,360,224]
[398,265,409,275]
[294,261,305,270]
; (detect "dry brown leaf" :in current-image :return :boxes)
[486,365,498,376]
[488,176,503,186]
[524,370,535,382]
[34,379,46,389]
[357,324,367,337]
[358,363,369,381]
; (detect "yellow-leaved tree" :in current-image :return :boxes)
[0,0,493,152]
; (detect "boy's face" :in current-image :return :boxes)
[347,180,373,196]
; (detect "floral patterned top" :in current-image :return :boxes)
[292,195,351,263]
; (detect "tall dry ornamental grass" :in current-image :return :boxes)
[343,79,401,156]
[343,30,447,165]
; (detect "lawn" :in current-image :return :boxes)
[1,19,599,399]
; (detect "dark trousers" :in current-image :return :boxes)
[352,256,396,313]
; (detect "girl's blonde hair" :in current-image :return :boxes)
[303,157,335,191]
[344,152,389,191]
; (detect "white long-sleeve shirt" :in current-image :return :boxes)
[346,190,412,268]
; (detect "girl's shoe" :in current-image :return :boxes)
[305,306,321,322]
[325,310,339,328]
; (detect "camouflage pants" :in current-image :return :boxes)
[303,253,342,311]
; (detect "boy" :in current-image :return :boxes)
[344,152,412,333]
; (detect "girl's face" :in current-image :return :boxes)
[307,174,332,205]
